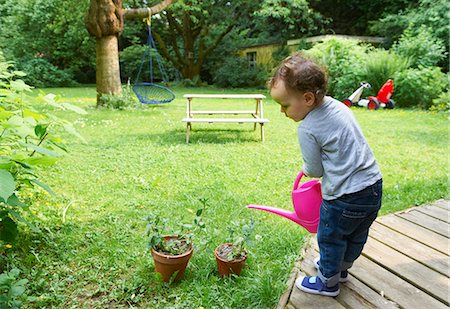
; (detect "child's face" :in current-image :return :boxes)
[270,80,316,122]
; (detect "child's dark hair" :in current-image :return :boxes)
[268,53,328,102]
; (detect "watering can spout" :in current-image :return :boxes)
[246,170,322,234]
[246,205,302,225]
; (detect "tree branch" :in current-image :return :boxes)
[152,30,184,70]
[123,0,173,20]
[166,11,183,36]
[203,24,234,59]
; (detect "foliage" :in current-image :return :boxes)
[303,35,446,107]
[0,268,32,308]
[391,26,447,69]
[309,0,411,36]
[213,57,268,88]
[370,0,450,54]
[99,85,138,110]
[429,91,450,114]
[304,38,370,100]
[146,215,191,256]
[359,49,410,97]
[254,0,329,41]
[146,199,207,256]
[272,46,291,64]
[0,56,86,244]
[221,219,256,261]
[18,58,75,88]
[393,66,448,109]
[148,0,329,82]
[0,0,95,85]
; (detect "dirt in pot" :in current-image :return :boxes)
[217,244,247,261]
[156,238,191,256]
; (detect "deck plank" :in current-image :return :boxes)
[377,215,449,254]
[351,252,448,309]
[311,244,399,309]
[397,211,449,237]
[363,236,450,305]
[434,199,449,211]
[288,249,345,309]
[302,248,379,309]
[370,221,450,277]
[415,205,450,223]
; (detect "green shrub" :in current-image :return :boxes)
[0,268,32,308]
[18,58,75,88]
[359,50,410,97]
[213,57,267,88]
[272,46,291,63]
[0,58,86,245]
[392,26,447,69]
[429,91,449,113]
[393,66,447,109]
[304,38,369,100]
[369,0,449,55]
[99,85,138,110]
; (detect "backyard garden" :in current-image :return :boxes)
[0,0,449,308]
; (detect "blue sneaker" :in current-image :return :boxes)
[314,257,349,283]
[295,276,340,297]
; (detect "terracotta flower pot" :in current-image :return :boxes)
[151,236,193,283]
[214,244,247,277]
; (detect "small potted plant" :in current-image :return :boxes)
[147,215,193,283]
[214,219,254,277]
[215,236,248,277]
[146,202,207,283]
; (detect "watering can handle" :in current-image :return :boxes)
[293,171,305,191]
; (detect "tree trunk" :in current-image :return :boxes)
[96,35,122,103]
[182,63,200,81]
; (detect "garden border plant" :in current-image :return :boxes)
[0,54,86,303]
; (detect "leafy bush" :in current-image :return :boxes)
[0,268,32,308]
[370,0,449,53]
[359,49,410,97]
[301,37,446,109]
[429,90,449,113]
[18,58,75,88]
[391,26,447,69]
[99,85,138,110]
[0,58,86,245]
[393,66,447,109]
[213,57,267,88]
[304,38,369,100]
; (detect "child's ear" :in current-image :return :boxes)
[304,92,315,106]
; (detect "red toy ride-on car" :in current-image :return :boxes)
[342,79,395,110]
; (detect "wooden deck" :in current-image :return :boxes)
[278,199,450,309]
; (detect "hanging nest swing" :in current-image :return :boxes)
[132,10,175,105]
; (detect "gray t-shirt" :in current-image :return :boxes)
[298,96,382,200]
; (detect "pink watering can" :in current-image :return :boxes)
[247,171,322,233]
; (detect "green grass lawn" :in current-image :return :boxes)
[13,86,448,308]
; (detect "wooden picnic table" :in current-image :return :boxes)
[182,94,269,143]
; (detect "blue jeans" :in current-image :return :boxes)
[317,179,382,287]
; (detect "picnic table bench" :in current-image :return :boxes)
[182,94,269,143]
